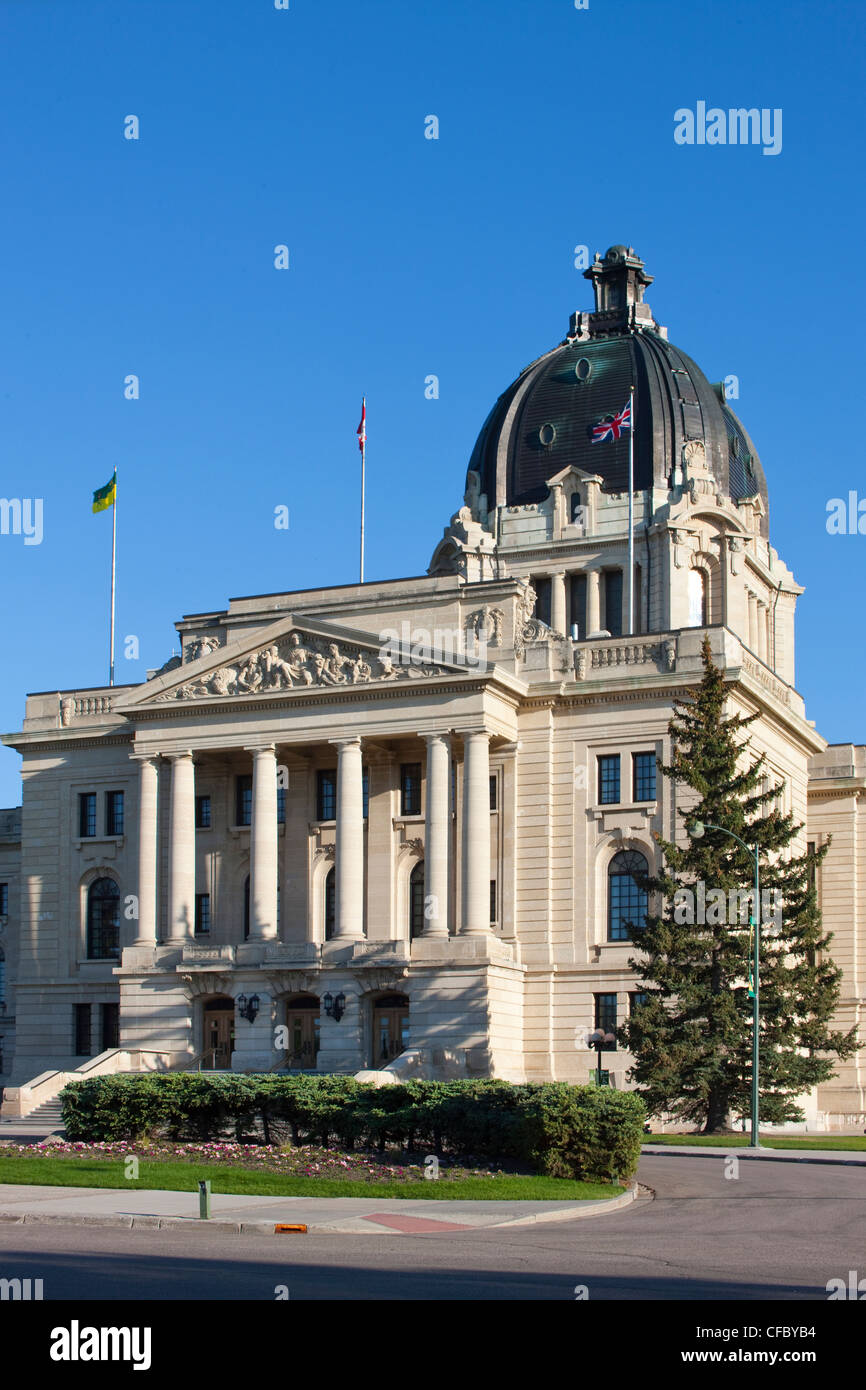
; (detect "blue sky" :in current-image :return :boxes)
[1,0,864,806]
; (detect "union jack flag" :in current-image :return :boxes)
[591,398,631,444]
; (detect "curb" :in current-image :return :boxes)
[0,1182,641,1235]
[486,1180,640,1228]
[641,1145,866,1168]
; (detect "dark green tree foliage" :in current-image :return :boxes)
[59,1074,646,1183]
[621,637,858,1132]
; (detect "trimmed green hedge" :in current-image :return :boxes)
[59,1074,645,1182]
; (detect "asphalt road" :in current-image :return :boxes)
[0,1154,863,1301]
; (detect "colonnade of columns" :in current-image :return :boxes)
[747,590,771,663]
[132,730,493,947]
[543,566,627,638]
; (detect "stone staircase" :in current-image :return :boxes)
[0,1095,65,1141]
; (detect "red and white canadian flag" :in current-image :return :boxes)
[357,397,366,452]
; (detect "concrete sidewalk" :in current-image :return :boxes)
[642,1143,866,1166]
[0,1181,638,1235]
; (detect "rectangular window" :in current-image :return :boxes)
[101,1002,119,1050]
[195,794,211,829]
[598,755,621,805]
[594,993,617,1050]
[362,768,369,820]
[807,841,816,890]
[489,774,498,811]
[74,1003,92,1056]
[317,769,337,822]
[277,787,286,825]
[633,752,657,802]
[78,792,97,838]
[0,883,7,916]
[400,763,422,817]
[195,893,211,935]
[236,774,253,827]
[630,991,648,1015]
[604,569,623,638]
[105,790,124,836]
[570,573,587,639]
[490,879,497,923]
[533,576,552,627]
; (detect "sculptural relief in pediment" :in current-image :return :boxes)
[153,628,446,703]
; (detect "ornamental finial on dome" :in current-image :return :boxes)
[577,244,656,337]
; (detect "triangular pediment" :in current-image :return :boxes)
[115,612,484,710]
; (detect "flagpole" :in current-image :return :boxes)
[627,387,634,636]
[109,469,117,686]
[359,397,366,583]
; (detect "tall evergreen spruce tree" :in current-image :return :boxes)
[621,637,858,1133]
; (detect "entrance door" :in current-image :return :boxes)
[372,993,410,1065]
[285,997,320,1069]
[203,999,235,1069]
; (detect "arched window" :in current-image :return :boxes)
[570,491,583,523]
[87,877,120,959]
[409,861,425,939]
[608,851,648,942]
[324,866,335,941]
[688,568,707,627]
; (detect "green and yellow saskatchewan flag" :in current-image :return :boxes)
[92,472,117,513]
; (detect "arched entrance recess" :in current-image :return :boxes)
[372,993,410,1066]
[203,996,235,1069]
[284,994,320,1070]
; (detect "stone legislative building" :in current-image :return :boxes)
[1,246,863,1128]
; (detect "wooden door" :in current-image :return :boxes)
[205,1010,234,1069]
[286,1010,320,1069]
[373,1007,409,1064]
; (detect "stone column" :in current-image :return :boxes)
[423,733,451,937]
[332,737,365,939]
[461,730,491,935]
[135,756,159,945]
[167,751,195,942]
[550,572,567,635]
[586,568,601,635]
[248,744,279,941]
[748,593,758,652]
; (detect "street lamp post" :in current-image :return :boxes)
[689,820,762,1149]
[587,1029,616,1086]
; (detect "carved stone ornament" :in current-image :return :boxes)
[664,637,677,672]
[466,606,503,646]
[518,583,537,627]
[184,634,222,664]
[314,843,335,861]
[266,970,319,998]
[154,629,445,702]
[180,971,233,1000]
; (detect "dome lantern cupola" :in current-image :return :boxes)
[575,244,657,337]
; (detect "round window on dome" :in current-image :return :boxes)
[538,423,556,447]
[575,358,592,382]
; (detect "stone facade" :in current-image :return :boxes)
[1,247,863,1128]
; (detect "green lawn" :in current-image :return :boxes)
[644,1134,866,1151]
[0,1155,622,1201]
